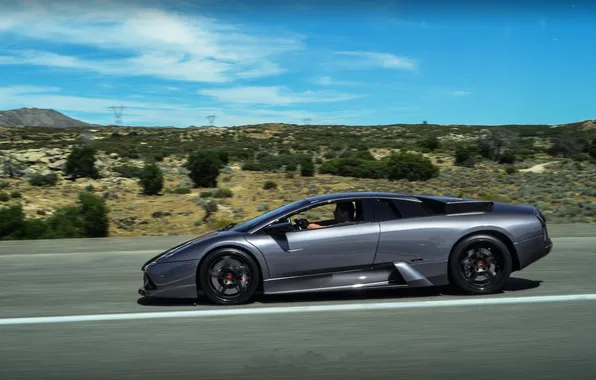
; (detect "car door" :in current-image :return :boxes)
[246,199,380,279]
[372,198,446,264]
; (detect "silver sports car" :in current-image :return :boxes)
[139,192,552,305]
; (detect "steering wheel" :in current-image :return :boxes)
[294,218,309,230]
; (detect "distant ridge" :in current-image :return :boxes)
[0,107,96,128]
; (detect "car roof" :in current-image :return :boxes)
[304,191,422,203]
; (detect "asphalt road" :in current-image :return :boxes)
[0,224,595,380]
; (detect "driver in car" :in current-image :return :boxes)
[305,201,355,229]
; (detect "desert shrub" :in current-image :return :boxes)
[65,145,99,179]
[10,191,21,198]
[0,191,8,202]
[187,150,223,188]
[588,138,596,159]
[28,173,58,187]
[241,154,310,173]
[113,165,142,178]
[499,150,516,164]
[173,187,191,194]
[263,181,277,190]
[300,157,315,177]
[351,149,375,160]
[505,165,517,175]
[0,192,110,240]
[319,157,386,179]
[138,162,164,195]
[454,145,477,167]
[43,206,85,239]
[418,136,440,151]
[202,200,218,222]
[78,192,109,238]
[0,181,8,189]
[386,152,440,181]
[212,188,233,198]
[546,137,585,158]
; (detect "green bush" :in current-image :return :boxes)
[418,136,440,151]
[187,150,223,188]
[28,173,58,187]
[454,145,477,167]
[499,150,516,164]
[505,165,517,175]
[300,157,315,177]
[113,165,143,178]
[0,192,110,240]
[588,138,596,159]
[386,152,440,181]
[138,162,164,195]
[319,157,386,179]
[65,145,100,179]
[78,192,109,238]
[0,191,8,202]
[263,181,277,190]
[173,187,191,194]
[212,188,233,198]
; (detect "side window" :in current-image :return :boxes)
[392,199,431,218]
[373,199,401,222]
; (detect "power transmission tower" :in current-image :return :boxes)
[303,118,311,125]
[108,106,127,125]
[206,115,216,126]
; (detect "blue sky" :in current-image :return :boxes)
[0,0,595,127]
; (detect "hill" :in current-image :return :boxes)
[0,108,94,128]
[0,120,595,239]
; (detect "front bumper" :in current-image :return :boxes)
[137,260,201,299]
[138,272,158,296]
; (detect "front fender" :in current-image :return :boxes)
[158,232,271,280]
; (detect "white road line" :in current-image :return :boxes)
[0,250,163,258]
[2,293,596,326]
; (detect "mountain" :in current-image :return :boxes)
[0,108,95,128]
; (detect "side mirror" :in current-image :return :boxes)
[263,221,294,234]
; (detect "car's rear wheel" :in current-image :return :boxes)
[449,234,513,295]
[199,248,260,305]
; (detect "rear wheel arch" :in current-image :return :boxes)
[196,244,264,292]
[448,230,520,273]
[447,231,516,294]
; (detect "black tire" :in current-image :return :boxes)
[448,234,513,295]
[198,248,260,305]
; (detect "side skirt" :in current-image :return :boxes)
[263,262,435,295]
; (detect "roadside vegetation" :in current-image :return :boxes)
[0,120,595,239]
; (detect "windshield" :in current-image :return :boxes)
[232,199,309,232]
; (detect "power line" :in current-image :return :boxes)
[108,106,127,125]
[206,115,216,126]
[303,118,311,125]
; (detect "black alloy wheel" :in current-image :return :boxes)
[449,234,513,295]
[199,248,260,305]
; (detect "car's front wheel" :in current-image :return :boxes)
[198,248,260,305]
[449,234,513,295]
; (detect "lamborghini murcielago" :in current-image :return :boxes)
[139,192,553,305]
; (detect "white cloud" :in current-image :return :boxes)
[312,76,361,86]
[0,85,371,127]
[452,91,472,97]
[334,51,417,71]
[0,1,304,83]
[198,86,365,106]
